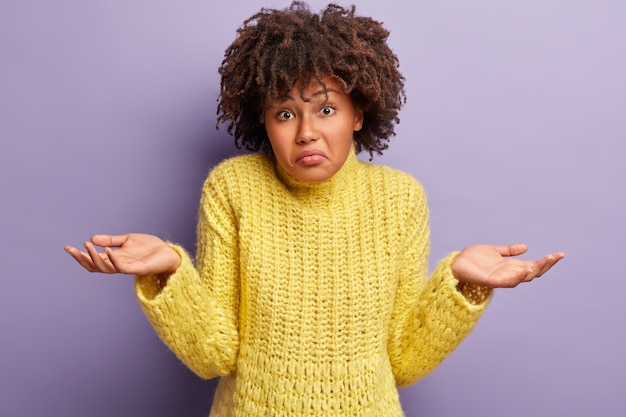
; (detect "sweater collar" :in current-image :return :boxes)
[275,146,360,203]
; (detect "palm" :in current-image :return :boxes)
[65,233,180,275]
[451,244,564,288]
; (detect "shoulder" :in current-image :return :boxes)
[197,153,275,207]
[359,160,426,200]
[198,153,276,213]
[208,153,274,180]
[356,161,429,223]
[360,162,430,233]
[203,153,275,189]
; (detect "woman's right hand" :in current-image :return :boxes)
[65,233,181,276]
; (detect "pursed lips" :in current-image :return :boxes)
[296,149,327,163]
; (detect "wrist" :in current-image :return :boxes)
[457,281,491,305]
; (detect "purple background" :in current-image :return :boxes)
[1,0,624,416]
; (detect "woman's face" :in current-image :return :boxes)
[262,76,363,183]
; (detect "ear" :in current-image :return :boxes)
[353,108,364,132]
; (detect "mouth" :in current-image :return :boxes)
[296,149,327,165]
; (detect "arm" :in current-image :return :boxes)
[64,167,242,379]
[386,184,565,387]
[388,260,490,388]
[134,172,241,379]
[387,183,491,387]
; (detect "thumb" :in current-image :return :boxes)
[91,234,129,248]
[496,243,528,257]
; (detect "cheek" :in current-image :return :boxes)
[330,124,356,147]
[267,133,291,162]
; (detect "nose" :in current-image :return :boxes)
[296,114,319,144]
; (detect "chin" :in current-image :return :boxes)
[295,171,333,183]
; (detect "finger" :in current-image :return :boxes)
[84,242,117,273]
[90,234,129,249]
[65,246,97,272]
[534,252,565,277]
[516,263,537,285]
[495,243,528,257]
[103,246,134,275]
[522,252,564,281]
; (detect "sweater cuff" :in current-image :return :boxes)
[135,243,192,301]
[438,252,493,308]
[459,282,492,305]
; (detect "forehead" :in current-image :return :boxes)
[273,76,349,103]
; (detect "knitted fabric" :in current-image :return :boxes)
[136,150,491,416]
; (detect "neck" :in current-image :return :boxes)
[275,147,360,205]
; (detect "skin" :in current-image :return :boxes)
[452,243,563,288]
[65,75,564,287]
[66,233,181,276]
[262,77,364,183]
[65,235,564,289]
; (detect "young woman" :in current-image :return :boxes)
[65,3,564,416]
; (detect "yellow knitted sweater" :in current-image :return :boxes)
[135,150,491,416]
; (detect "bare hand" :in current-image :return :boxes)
[65,233,181,275]
[451,244,564,288]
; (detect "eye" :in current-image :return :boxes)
[277,110,294,121]
[319,106,335,116]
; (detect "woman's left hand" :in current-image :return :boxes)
[451,244,565,288]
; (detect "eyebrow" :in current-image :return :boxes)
[277,88,340,103]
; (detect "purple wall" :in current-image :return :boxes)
[1,0,624,415]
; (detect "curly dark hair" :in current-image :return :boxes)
[216,1,406,157]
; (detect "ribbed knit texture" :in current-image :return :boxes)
[136,150,491,416]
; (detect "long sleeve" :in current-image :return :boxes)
[135,168,240,379]
[387,180,491,387]
[130,152,492,416]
